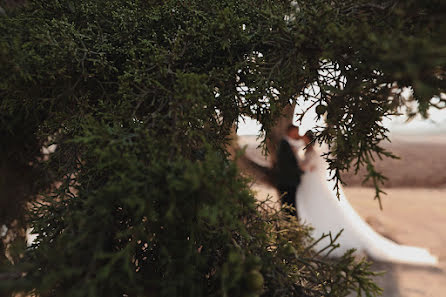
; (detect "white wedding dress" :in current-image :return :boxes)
[296,146,438,266]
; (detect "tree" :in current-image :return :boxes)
[0,0,444,296]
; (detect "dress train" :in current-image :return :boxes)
[296,148,438,266]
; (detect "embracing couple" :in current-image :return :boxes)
[273,124,438,266]
[275,125,314,218]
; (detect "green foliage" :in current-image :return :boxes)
[0,0,444,296]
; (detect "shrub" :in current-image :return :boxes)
[0,0,444,296]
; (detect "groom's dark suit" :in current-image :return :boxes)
[275,138,303,217]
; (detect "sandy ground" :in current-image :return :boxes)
[346,187,445,297]
[341,135,446,188]
[251,183,445,297]
[239,134,446,297]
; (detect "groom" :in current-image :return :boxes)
[275,125,304,217]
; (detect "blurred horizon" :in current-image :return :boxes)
[237,106,446,136]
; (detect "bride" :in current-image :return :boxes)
[295,131,439,266]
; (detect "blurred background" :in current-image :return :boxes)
[236,108,445,297]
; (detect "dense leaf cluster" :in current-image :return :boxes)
[0,0,444,296]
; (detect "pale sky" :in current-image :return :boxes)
[237,105,446,136]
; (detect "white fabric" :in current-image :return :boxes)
[284,137,306,161]
[296,146,439,266]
